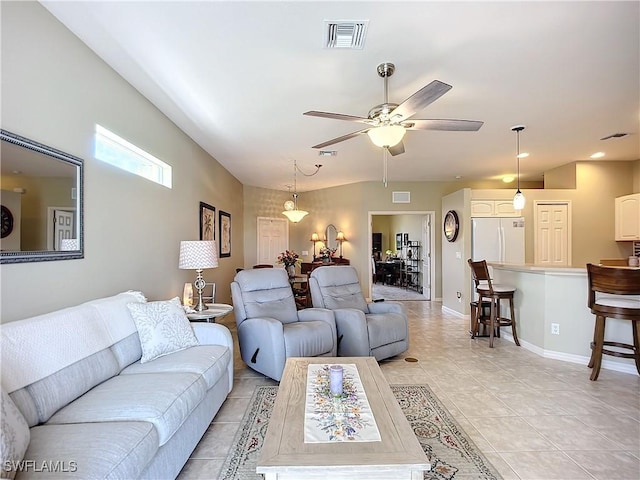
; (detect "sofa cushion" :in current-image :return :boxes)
[47,373,206,446]
[120,345,231,389]
[366,313,408,349]
[310,266,370,313]
[234,269,299,324]
[1,389,30,479]
[0,291,145,393]
[283,321,334,357]
[127,298,199,363]
[23,422,158,480]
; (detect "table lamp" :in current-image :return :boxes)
[178,240,218,312]
[336,231,347,258]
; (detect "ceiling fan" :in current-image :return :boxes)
[304,62,484,185]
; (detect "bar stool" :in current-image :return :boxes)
[468,259,520,348]
[586,263,640,381]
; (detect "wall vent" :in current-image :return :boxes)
[323,21,369,49]
[392,191,411,204]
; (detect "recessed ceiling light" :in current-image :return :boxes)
[517,152,529,159]
[502,176,515,183]
[590,152,605,159]
[455,175,462,179]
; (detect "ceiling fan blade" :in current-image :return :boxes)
[311,129,370,149]
[388,141,405,156]
[390,80,452,121]
[405,119,484,131]
[304,111,371,123]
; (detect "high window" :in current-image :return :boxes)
[94,125,172,188]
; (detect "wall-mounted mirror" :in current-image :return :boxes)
[1,129,83,263]
[325,223,338,251]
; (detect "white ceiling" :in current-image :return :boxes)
[41,1,639,192]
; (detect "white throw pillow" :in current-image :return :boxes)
[127,297,199,363]
[1,389,30,479]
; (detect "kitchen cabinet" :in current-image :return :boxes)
[471,200,517,217]
[615,193,640,241]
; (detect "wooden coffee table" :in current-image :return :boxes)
[257,357,430,480]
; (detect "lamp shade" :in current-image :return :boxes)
[336,231,346,242]
[310,232,319,242]
[179,240,218,269]
[282,209,308,223]
[513,191,526,210]
[60,239,79,251]
[367,125,406,147]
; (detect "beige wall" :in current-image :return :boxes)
[1,2,243,322]
[3,3,638,324]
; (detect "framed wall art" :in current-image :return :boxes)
[219,210,231,257]
[199,202,215,241]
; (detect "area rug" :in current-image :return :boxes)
[219,385,502,480]
[372,283,427,301]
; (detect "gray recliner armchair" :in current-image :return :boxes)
[231,268,337,381]
[308,266,409,360]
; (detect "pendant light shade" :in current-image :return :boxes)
[513,190,526,210]
[511,125,526,210]
[282,209,309,223]
[282,161,310,223]
[367,125,406,147]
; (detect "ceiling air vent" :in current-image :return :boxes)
[323,20,369,49]
[392,191,411,204]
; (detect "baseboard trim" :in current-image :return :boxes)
[441,305,465,318]
[500,333,638,376]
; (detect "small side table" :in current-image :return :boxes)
[186,303,233,323]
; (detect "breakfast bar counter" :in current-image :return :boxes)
[488,263,637,375]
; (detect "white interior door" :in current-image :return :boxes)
[48,208,75,250]
[257,217,288,265]
[421,215,431,300]
[534,202,570,266]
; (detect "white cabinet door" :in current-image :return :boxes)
[615,193,640,241]
[471,200,517,217]
[470,201,495,217]
[494,201,517,217]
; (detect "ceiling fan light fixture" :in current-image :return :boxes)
[367,124,406,148]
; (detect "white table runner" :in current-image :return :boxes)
[304,363,381,443]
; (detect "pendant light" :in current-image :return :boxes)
[282,160,322,223]
[512,125,526,210]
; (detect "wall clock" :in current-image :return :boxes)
[443,210,459,242]
[1,205,14,239]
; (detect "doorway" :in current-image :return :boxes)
[368,211,435,301]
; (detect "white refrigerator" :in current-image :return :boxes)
[471,217,525,264]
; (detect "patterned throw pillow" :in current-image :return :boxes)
[1,389,30,479]
[127,297,199,363]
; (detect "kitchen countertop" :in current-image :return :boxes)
[488,262,640,274]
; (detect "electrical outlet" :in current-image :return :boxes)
[551,323,560,335]
[301,250,309,256]
[456,291,462,303]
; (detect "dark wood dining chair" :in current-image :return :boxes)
[468,259,520,348]
[586,263,640,380]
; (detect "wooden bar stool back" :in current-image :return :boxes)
[468,259,520,348]
[586,263,640,381]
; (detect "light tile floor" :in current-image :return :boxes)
[178,301,640,480]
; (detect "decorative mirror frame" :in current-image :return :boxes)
[1,129,84,264]
[325,223,338,251]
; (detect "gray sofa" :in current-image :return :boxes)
[0,292,233,479]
